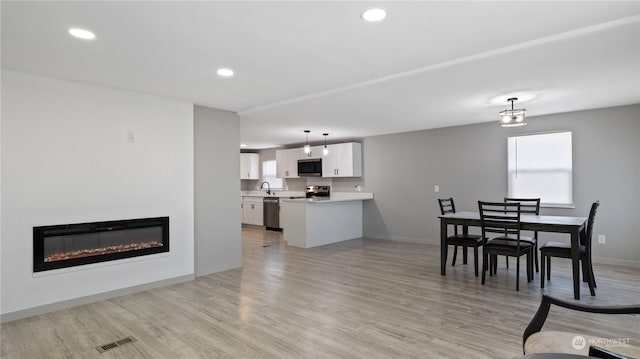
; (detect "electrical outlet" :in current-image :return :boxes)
[434,185,440,193]
[597,235,606,244]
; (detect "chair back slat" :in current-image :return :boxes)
[479,201,521,237]
[438,197,455,215]
[504,197,540,215]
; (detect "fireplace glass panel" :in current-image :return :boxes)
[44,227,163,262]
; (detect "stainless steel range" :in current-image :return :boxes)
[306,185,330,199]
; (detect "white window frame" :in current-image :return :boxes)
[507,131,574,208]
[262,160,283,190]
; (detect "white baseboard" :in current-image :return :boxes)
[364,234,640,269]
[592,256,640,268]
[364,233,439,245]
[195,261,243,277]
[1,274,195,323]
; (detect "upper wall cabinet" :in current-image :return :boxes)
[240,153,260,180]
[276,148,300,178]
[322,142,362,177]
[276,142,362,178]
[299,145,324,160]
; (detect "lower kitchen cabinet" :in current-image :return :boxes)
[241,197,263,226]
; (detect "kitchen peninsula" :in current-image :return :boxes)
[280,192,373,248]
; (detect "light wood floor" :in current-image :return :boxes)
[2,228,639,358]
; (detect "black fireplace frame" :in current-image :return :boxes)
[33,217,169,272]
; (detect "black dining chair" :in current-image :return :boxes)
[503,197,541,273]
[479,201,533,291]
[438,198,484,276]
[540,201,600,296]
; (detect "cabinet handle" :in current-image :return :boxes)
[251,204,254,209]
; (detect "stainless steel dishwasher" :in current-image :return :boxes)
[263,197,281,231]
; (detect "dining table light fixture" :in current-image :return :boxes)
[303,130,311,154]
[322,133,329,156]
[500,97,527,127]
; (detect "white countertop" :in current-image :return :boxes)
[241,190,304,198]
[281,192,373,203]
[241,191,373,203]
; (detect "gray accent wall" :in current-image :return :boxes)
[361,104,640,263]
[194,105,242,276]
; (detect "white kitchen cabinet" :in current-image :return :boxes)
[322,142,362,177]
[299,145,324,160]
[276,148,300,178]
[240,153,260,180]
[276,143,361,178]
[241,196,263,226]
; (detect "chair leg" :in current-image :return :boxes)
[540,254,546,288]
[493,255,497,274]
[452,245,458,266]
[533,240,539,273]
[525,252,529,283]
[531,251,534,280]
[489,254,493,277]
[482,249,488,285]
[516,256,520,291]
[506,256,509,269]
[530,251,534,281]
[462,246,468,265]
[546,258,551,280]
[586,257,597,296]
[581,257,589,283]
[587,261,596,296]
[527,251,532,283]
[474,246,479,277]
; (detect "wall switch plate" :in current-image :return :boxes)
[434,185,440,193]
[597,235,606,244]
[127,130,136,143]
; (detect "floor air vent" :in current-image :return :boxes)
[96,336,136,353]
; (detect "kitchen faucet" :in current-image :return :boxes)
[260,181,271,195]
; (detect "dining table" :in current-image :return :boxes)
[439,211,588,299]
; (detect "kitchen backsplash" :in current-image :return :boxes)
[241,176,364,192]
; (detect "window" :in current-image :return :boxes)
[507,131,573,207]
[262,160,283,190]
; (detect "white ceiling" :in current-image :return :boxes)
[2,1,639,149]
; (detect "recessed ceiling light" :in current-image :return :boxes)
[240,143,249,148]
[217,68,234,77]
[68,28,95,40]
[361,9,387,22]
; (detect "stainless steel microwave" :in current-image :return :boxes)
[297,158,322,177]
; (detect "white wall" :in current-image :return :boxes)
[361,104,640,263]
[194,105,242,276]
[1,70,195,315]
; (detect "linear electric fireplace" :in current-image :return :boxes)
[33,217,169,272]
